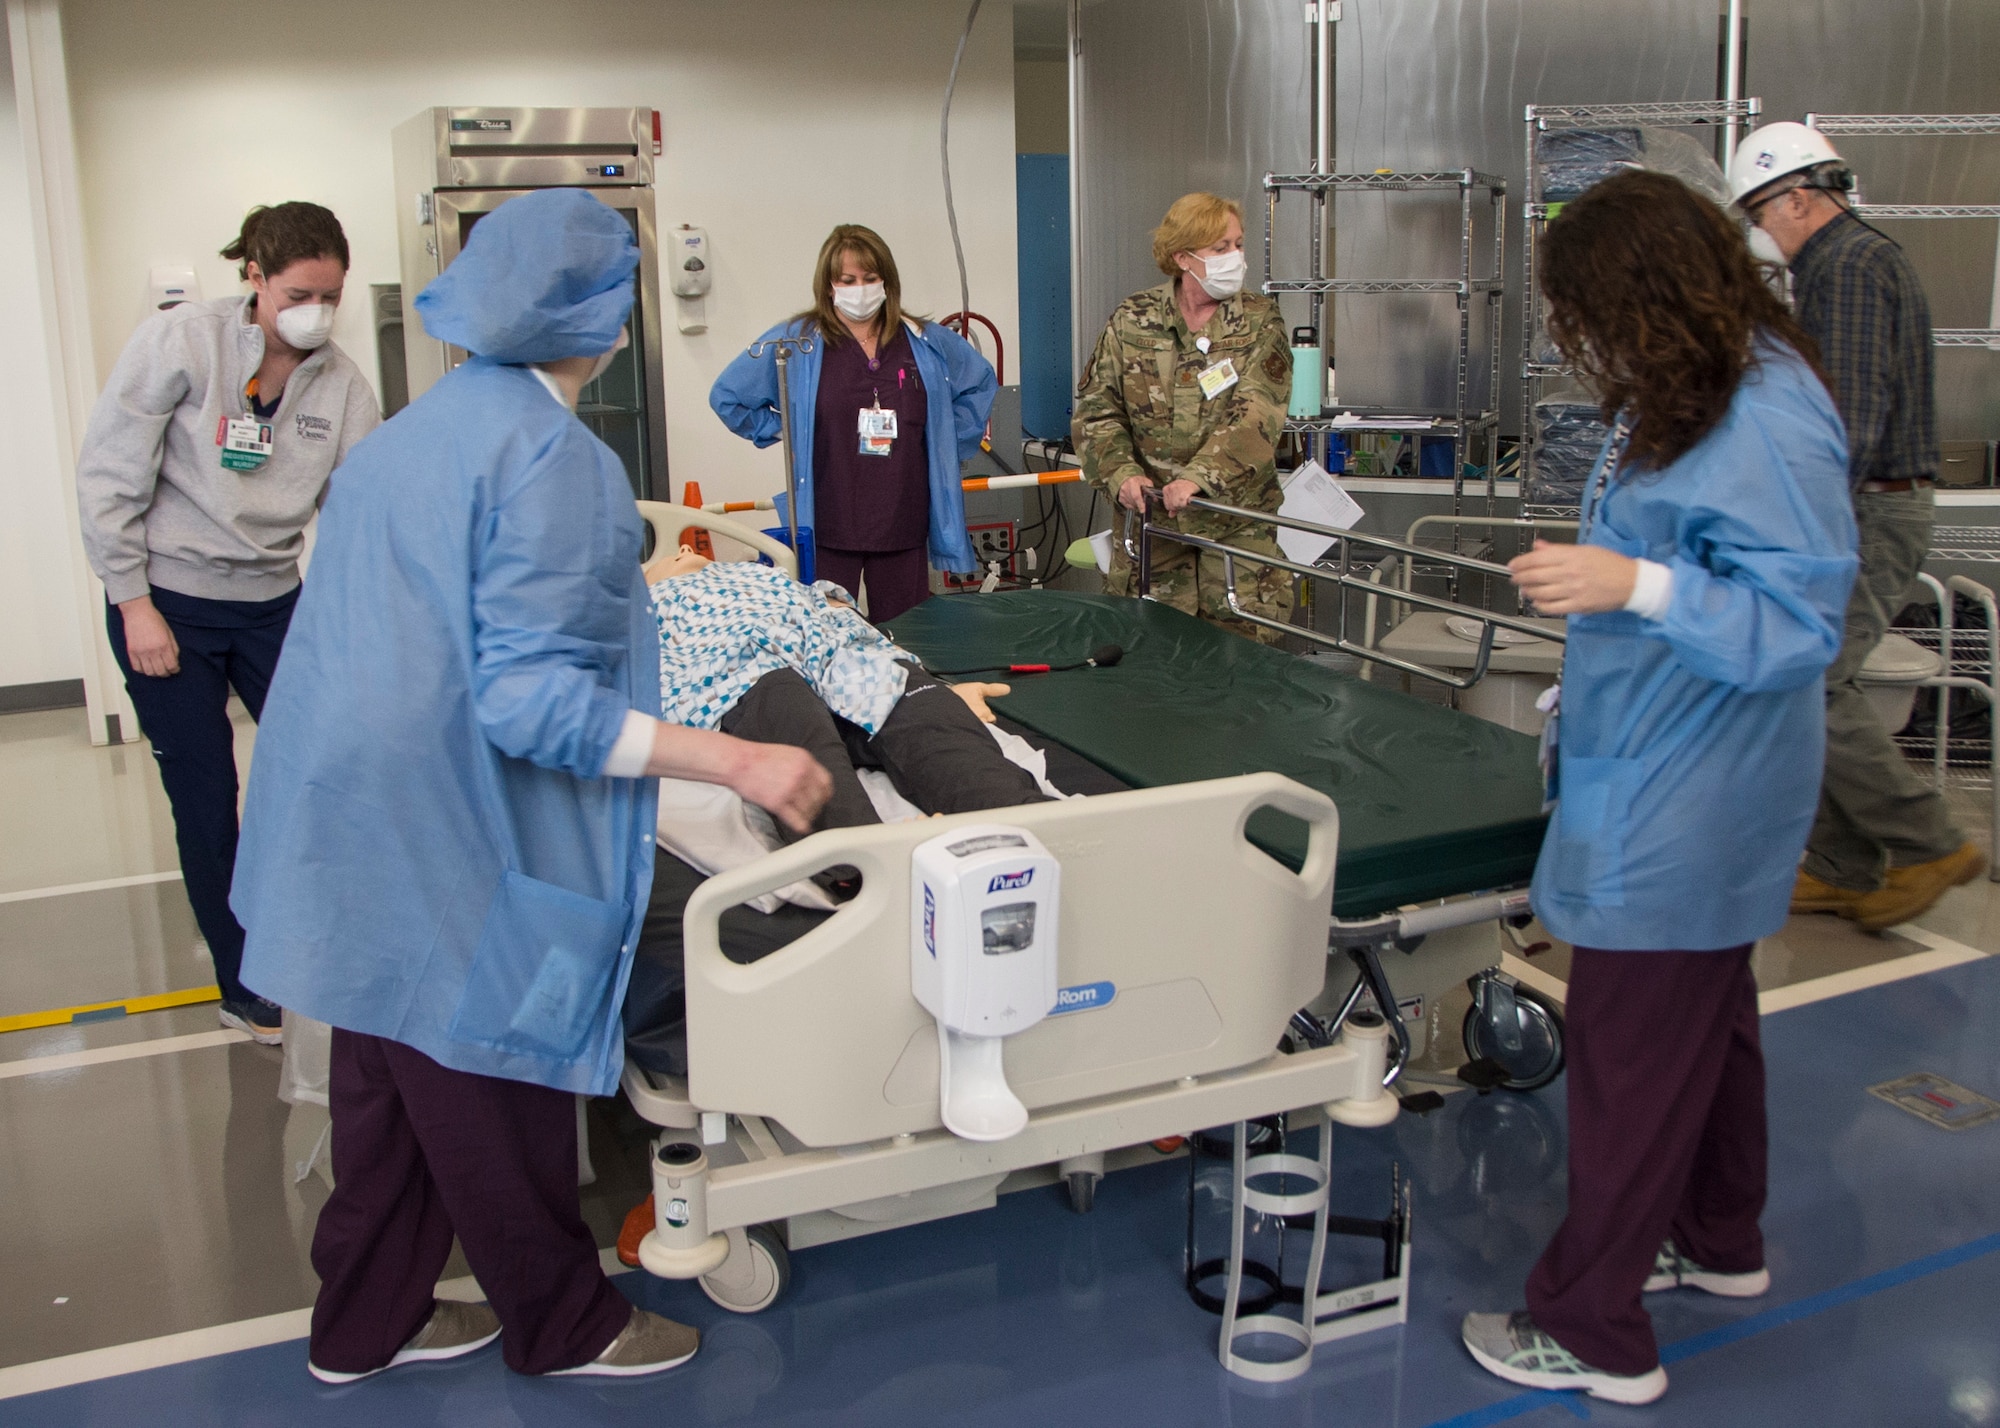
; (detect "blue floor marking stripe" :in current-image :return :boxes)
[1427,1390,1592,1426]
[1657,1230,2000,1365]
[1425,1230,2000,1428]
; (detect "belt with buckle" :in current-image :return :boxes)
[1857,478,1933,494]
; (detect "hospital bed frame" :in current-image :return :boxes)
[621,503,1547,1378]
[1130,492,1564,1087]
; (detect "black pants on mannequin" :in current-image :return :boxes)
[717,663,1050,836]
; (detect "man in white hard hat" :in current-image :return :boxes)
[1729,122,1984,930]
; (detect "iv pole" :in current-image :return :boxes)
[746,333,818,563]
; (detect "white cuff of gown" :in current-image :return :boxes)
[600,710,659,779]
[1624,558,1674,621]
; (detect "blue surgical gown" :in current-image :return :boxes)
[1531,343,1858,952]
[233,360,659,1094]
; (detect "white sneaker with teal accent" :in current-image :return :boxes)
[1460,1310,1668,1405]
[1643,1240,1771,1298]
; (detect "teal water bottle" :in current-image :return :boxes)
[1288,325,1324,419]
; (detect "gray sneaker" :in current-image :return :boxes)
[549,1307,699,1378]
[1643,1239,1771,1297]
[1461,1310,1667,1405]
[309,1299,501,1383]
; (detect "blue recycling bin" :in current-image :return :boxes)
[759,525,815,585]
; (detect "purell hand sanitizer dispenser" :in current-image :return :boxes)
[911,825,1060,1141]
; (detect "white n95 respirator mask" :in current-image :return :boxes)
[1747,225,1786,268]
[1191,249,1247,301]
[833,281,887,322]
[275,302,336,351]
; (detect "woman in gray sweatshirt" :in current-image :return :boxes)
[75,201,380,1044]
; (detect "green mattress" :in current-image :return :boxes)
[884,591,1548,918]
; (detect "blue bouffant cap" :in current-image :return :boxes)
[414,189,638,363]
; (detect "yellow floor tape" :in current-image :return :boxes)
[0,984,222,1035]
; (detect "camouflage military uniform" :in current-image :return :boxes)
[1072,281,1293,644]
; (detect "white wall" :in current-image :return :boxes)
[0,18,84,687]
[59,0,1020,510]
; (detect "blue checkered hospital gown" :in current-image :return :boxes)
[649,561,912,734]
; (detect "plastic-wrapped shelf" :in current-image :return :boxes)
[1536,126,1732,208]
[1529,396,1609,506]
[1538,128,1644,201]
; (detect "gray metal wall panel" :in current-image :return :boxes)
[1751,0,2000,440]
[1073,0,1309,372]
[1076,0,2000,439]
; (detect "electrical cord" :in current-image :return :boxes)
[941,0,983,331]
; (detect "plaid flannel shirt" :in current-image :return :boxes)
[1789,210,1937,489]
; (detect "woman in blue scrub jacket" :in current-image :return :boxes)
[709,223,996,620]
[1459,171,1857,1405]
[232,190,829,1385]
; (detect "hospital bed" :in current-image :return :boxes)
[618,502,1556,1377]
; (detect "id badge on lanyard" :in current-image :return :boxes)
[858,402,897,457]
[1539,414,1633,812]
[217,415,274,472]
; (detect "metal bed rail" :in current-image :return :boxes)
[1124,494,1562,693]
[1378,513,1582,639]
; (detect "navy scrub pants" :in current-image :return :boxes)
[1525,944,1767,1376]
[106,585,297,1007]
[309,1029,631,1376]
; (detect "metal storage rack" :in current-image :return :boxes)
[1887,569,2000,875]
[1519,99,1762,518]
[1262,169,1507,517]
[1804,113,2000,353]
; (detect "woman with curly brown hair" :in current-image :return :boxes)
[1459,170,1857,1405]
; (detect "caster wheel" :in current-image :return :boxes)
[1461,985,1566,1092]
[1066,1170,1099,1214]
[699,1224,790,1314]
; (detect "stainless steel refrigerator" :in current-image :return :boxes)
[393,106,667,500]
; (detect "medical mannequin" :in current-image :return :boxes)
[645,547,1048,840]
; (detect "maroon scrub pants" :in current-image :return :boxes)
[1525,944,1767,1376]
[815,545,931,623]
[308,1029,632,1376]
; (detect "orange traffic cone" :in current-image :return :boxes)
[616,1194,653,1267]
[679,481,714,558]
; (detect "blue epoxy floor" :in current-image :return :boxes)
[8,956,1998,1428]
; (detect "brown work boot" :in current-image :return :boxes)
[1790,868,1868,918]
[1854,843,1989,933]
[549,1307,699,1378]
[616,1194,655,1268]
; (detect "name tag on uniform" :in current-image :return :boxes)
[858,404,897,457]
[217,415,274,472]
[1196,358,1239,401]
